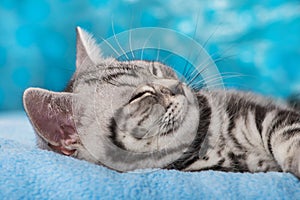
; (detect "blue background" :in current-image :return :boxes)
[0,0,300,111]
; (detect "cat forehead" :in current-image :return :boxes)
[93,60,170,71]
[75,60,174,79]
[69,60,179,97]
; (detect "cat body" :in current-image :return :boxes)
[23,27,300,177]
[179,90,293,173]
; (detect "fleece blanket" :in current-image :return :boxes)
[0,112,299,200]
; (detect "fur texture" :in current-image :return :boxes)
[23,27,300,178]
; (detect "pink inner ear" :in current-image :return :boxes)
[24,89,78,155]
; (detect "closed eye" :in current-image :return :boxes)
[129,91,155,104]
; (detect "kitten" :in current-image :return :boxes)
[23,27,300,177]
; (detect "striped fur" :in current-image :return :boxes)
[23,28,300,178]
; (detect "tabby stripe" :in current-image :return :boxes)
[131,101,153,117]
[268,111,288,134]
[254,105,267,138]
[151,62,158,76]
[108,118,126,150]
[82,67,140,86]
[105,64,141,71]
[267,110,300,157]
[77,64,138,78]
[266,112,288,157]
[140,106,151,115]
[137,108,151,126]
[216,135,226,157]
[268,127,300,152]
[102,72,137,82]
[129,102,143,116]
[165,94,211,170]
[282,127,300,141]
[242,130,256,148]
[226,97,244,150]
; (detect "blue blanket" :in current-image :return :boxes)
[0,112,299,199]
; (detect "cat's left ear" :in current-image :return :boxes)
[23,88,79,155]
[76,26,102,69]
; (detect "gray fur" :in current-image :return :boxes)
[23,27,300,177]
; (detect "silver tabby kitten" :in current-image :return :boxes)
[23,27,300,177]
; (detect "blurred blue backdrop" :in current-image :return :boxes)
[0,0,300,110]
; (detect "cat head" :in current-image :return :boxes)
[23,27,199,171]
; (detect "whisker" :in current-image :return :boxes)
[99,36,122,58]
[186,44,236,82]
[128,14,135,60]
[182,55,193,79]
[184,49,226,85]
[213,54,236,64]
[128,28,135,60]
[156,41,161,62]
[207,82,252,90]
[183,16,223,82]
[190,73,245,91]
[202,22,222,49]
[177,72,188,85]
[186,53,220,85]
[186,52,238,88]
[182,9,201,79]
[185,64,210,86]
[185,66,208,86]
[185,51,235,87]
[140,31,155,60]
[190,72,245,87]
[190,74,244,89]
[161,53,173,64]
[201,83,227,90]
[111,20,129,60]
[184,64,205,84]
[141,117,163,140]
[164,124,174,153]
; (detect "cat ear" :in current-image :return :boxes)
[76,26,102,69]
[23,88,79,155]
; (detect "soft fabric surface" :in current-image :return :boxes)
[0,112,299,199]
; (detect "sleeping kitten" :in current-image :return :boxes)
[23,27,300,178]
